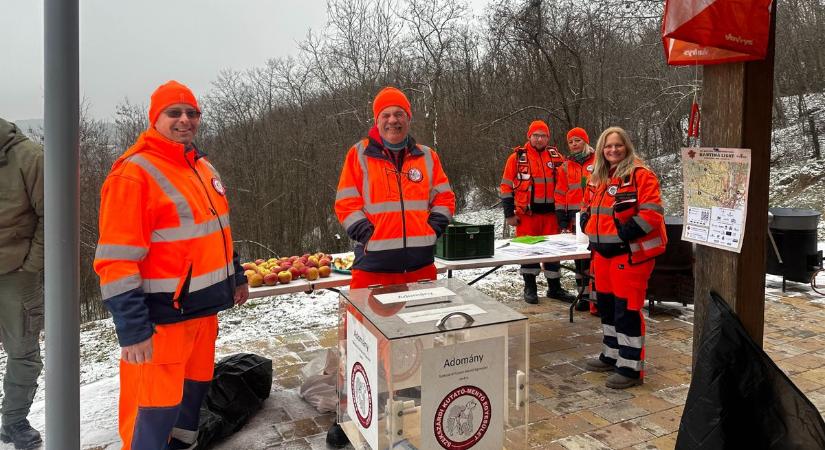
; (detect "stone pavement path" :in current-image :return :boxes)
[213,279,825,449]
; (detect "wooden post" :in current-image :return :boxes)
[693,5,777,352]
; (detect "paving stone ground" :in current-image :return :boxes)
[215,277,825,449]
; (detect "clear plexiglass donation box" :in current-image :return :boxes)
[336,278,529,449]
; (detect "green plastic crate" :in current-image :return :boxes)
[435,221,495,260]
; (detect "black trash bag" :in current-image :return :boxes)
[676,292,825,449]
[198,353,273,448]
[196,407,225,449]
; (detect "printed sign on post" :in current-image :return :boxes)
[421,336,505,450]
[346,311,379,449]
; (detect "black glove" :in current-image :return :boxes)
[615,218,647,242]
[555,210,570,231]
[579,212,590,231]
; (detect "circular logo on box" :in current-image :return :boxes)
[433,385,492,450]
[408,168,423,183]
[351,362,373,427]
[607,185,618,196]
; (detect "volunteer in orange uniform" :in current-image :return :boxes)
[329,86,456,447]
[94,81,249,449]
[500,120,576,304]
[335,86,455,288]
[559,127,596,312]
[580,127,666,389]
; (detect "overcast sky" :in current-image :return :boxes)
[2,0,489,122]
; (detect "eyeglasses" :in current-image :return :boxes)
[164,109,201,119]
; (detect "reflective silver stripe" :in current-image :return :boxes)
[100,273,142,300]
[128,155,194,226]
[95,244,147,261]
[408,235,437,247]
[432,182,452,194]
[419,145,435,195]
[543,270,561,279]
[151,214,230,243]
[592,207,613,215]
[143,264,233,294]
[633,216,654,233]
[170,428,198,447]
[555,189,566,196]
[631,236,664,252]
[431,206,453,221]
[355,140,371,206]
[336,187,361,201]
[366,238,403,251]
[519,267,541,275]
[532,177,548,184]
[590,290,597,300]
[567,185,582,192]
[200,159,221,182]
[603,346,619,360]
[366,200,430,214]
[532,196,554,204]
[567,205,581,211]
[500,178,514,188]
[589,234,623,244]
[142,277,180,294]
[617,332,645,349]
[190,264,234,292]
[500,192,514,199]
[603,324,617,337]
[616,356,645,371]
[342,210,367,229]
[639,203,664,213]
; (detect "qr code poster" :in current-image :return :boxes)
[681,147,751,253]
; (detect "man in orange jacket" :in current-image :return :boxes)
[94,81,249,449]
[500,120,577,304]
[329,86,456,446]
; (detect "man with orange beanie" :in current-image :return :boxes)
[500,120,577,304]
[94,80,249,449]
[559,127,597,312]
[330,86,455,446]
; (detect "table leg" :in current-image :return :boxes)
[468,266,503,286]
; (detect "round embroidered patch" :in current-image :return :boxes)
[211,178,226,196]
[408,168,423,182]
[586,164,594,172]
[607,185,618,196]
[546,161,554,169]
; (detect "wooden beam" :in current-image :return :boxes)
[693,5,776,352]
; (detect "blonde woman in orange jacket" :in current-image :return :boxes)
[580,127,666,389]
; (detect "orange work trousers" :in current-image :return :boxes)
[119,314,218,450]
[350,264,437,289]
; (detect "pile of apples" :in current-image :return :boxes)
[243,253,333,287]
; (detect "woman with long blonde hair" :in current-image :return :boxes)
[579,127,667,389]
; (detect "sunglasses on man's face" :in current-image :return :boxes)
[165,109,201,119]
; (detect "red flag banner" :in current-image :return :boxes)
[662,0,773,66]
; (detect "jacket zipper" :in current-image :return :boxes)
[185,155,234,292]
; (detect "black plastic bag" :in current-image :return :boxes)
[676,293,825,449]
[198,353,273,448]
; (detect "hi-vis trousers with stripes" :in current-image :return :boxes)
[591,252,654,379]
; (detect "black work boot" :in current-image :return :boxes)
[523,275,539,304]
[326,423,350,448]
[547,278,577,303]
[0,419,42,449]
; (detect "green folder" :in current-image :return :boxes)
[511,235,547,245]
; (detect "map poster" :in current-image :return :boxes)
[681,147,752,253]
[346,311,379,449]
[421,336,505,450]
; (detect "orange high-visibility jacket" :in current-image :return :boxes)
[94,128,243,347]
[583,160,667,263]
[561,151,596,212]
[335,127,455,273]
[499,144,567,217]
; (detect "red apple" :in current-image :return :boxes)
[288,267,301,279]
[319,257,331,267]
[263,273,279,286]
[318,266,331,278]
[305,267,319,281]
[255,258,265,265]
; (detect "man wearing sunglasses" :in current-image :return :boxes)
[94,80,248,450]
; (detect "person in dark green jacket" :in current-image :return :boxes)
[0,117,44,449]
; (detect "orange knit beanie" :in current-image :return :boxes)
[148,80,200,126]
[372,87,412,121]
[526,120,550,139]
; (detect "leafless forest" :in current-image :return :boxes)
[58,0,824,322]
